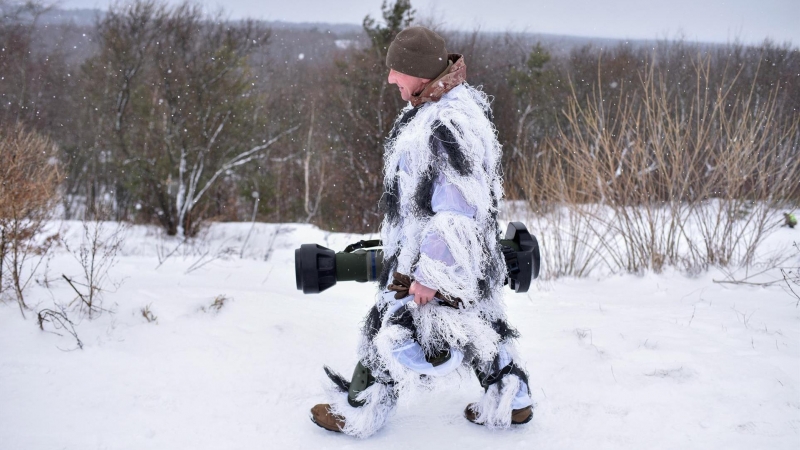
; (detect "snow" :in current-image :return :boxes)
[335,39,355,49]
[1,221,799,449]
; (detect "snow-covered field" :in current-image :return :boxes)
[1,221,799,449]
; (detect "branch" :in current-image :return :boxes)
[181,112,230,219]
[62,274,88,308]
[190,125,300,206]
[781,268,800,307]
[37,307,83,350]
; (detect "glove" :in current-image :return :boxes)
[387,271,462,308]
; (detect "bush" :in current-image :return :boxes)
[0,124,60,316]
[521,54,800,277]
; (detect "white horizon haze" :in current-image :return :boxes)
[57,0,798,45]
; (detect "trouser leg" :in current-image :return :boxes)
[322,291,469,437]
[470,340,533,428]
[320,297,401,438]
[323,369,397,438]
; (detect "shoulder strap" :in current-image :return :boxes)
[343,239,382,253]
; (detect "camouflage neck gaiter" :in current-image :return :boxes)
[409,54,467,108]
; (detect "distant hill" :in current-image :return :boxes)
[259,20,362,34]
[38,8,101,26]
[36,7,689,63]
[40,8,635,50]
[38,8,364,33]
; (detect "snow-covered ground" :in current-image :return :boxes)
[1,221,799,449]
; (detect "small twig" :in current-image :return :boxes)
[141,303,157,323]
[713,279,783,287]
[185,249,213,274]
[37,307,83,350]
[62,274,88,307]
[263,225,282,262]
[240,195,260,259]
[261,266,274,285]
[155,238,186,269]
[779,268,800,307]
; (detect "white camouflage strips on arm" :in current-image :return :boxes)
[413,171,477,290]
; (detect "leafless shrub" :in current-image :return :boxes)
[521,53,800,278]
[781,242,800,306]
[154,234,186,268]
[261,224,289,262]
[240,191,260,259]
[709,242,800,304]
[61,219,126,319]
[0,124,60,317]
[782,268,800,306]
[141,303,157,323]
[574,328,590,341]
[37,305,83,350]
[713,251,796,287]
[184,241,236,275]
[523,206,605,280]
[153,224,236,272]
[210,295,229,311]
[200,294,231,313]
[185,248,230,274]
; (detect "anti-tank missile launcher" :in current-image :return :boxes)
[295,222,540,295]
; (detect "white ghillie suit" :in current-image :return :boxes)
[324,55,532,438]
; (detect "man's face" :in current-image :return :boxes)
[387,69,432,101]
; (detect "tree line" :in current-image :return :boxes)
[1,0,798,237]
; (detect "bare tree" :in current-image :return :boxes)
[81,0,297,236]
[0,0,53,124]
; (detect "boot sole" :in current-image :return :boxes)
[466,417,533,426]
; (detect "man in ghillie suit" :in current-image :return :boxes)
[310,26,533,437]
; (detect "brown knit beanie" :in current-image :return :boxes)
[386,26,448,79]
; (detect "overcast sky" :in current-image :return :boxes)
[59,0,798,45]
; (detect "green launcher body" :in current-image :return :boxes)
[335,240,520,282]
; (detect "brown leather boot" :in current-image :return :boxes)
[464,403,533,425]
[310,404,346,432]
